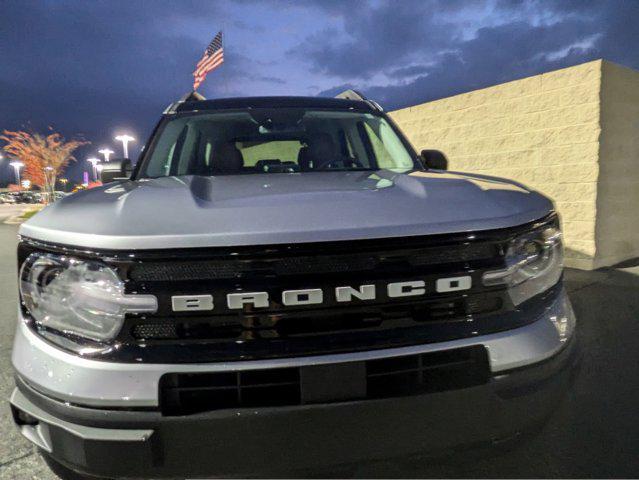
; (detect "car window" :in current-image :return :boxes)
[140,109,417,177]
[362,122,414,170]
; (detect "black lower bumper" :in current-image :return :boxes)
[12,339,578,479]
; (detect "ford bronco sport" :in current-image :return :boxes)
[10,91,577,479]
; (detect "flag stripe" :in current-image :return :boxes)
[194,51,224,76]
[194,60,223,83]
[195,57,223,78]
[193,54,223,83]
[195,59,223,82]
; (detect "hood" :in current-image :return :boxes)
[20,170,554,250]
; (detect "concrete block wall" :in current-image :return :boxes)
[596,62,639,268]
[390,60,628,270]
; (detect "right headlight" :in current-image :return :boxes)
[482,218,563,305]
[19,252,157,343]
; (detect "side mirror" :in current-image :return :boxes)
[420,150,448,170]
[100,158,132,183]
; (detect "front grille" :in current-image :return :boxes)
[19,217,558,363]
[159,345,490,416]
[110,230,519,362]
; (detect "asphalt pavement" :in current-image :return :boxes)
[0,221,638,479]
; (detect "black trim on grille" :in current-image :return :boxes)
[159,345,490,416]
[128,242,497,282]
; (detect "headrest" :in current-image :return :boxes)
[308,132,338,161]
[211,142,243,174]
[297,146,312,171]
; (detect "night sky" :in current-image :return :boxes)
[1,0,638,185]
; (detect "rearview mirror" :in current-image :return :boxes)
[100,158,132,184]
[420,150,448,170]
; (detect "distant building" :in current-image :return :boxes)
[390,59,639,270]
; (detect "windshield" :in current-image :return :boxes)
[139,109,418,178]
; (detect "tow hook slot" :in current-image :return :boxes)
[11,404,53,452]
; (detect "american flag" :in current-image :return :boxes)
[193,31,224,90]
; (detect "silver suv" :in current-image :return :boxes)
[10,92,577,479]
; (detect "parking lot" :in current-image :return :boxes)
[0,220,638,478]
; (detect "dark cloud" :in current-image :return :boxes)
[252,76,287,85]
[388,65,432,79]
[290,1,457,79]
[234,0,369,16]
[316,1,639,110]
[594,1,639,66]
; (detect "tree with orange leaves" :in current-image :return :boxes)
[1,130,88,201]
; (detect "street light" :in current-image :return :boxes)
[115,135,135,159]
[87,157,100,181]
[98,148,114,163]
[9,161,24,186]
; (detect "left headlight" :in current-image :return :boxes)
[19,253,157,342]
[482,217,563,305]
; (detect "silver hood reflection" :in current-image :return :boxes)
[20,170,554,250]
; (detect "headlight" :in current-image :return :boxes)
[482,219,563,305]
[20,253,157,342]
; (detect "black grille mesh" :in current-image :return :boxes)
[129,242,497,282]
[130,254,379,281]
[409,243,497,265]
[133,323,177,339]
[159,345,490,415]
[130,298,475,341]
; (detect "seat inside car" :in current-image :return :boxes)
[298,133,339,171]
[297,147,311,171]
[210,142,244,175]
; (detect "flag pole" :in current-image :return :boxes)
[224,27,229,96]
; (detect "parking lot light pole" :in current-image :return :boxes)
[115,135,135,159]
[9,161,24,187]
[98,148,114,163]
[87,157,100,181]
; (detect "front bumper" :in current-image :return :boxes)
[11,338,578,478]
[12,289,575,408]
[10,290,578,478]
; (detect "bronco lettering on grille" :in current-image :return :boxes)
[171,276,472,312]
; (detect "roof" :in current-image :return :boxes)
[169,96,379,114]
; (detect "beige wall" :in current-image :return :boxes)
[596,62,639,268]
[390,60,638,270]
